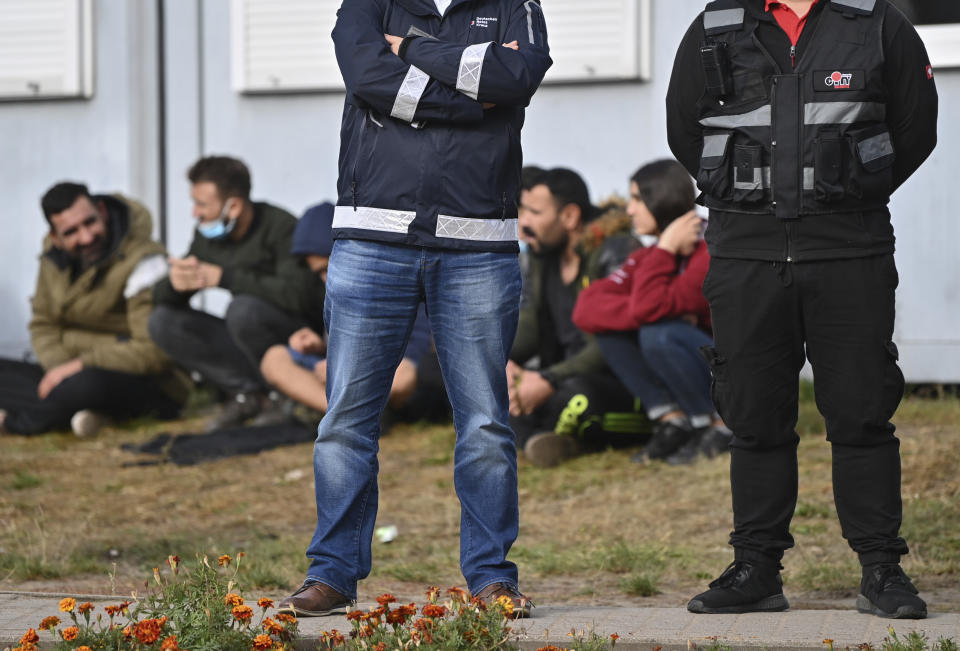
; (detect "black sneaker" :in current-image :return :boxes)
[524,431,581,468]
[633,418,695,462]
[205,392,266,432]
[666,426,732,465]
[856,564,927,619]
[687,561,789,614]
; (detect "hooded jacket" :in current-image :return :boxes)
[331,0,552,253]
[30,195,190,404]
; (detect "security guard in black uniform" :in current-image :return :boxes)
[666,0,937,617]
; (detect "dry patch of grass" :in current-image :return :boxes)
[1,393,958,612]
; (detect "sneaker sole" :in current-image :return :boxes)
[276,602,353,617]
[687,593,789,614]
[524,434,580,468]
[855,594,927,619]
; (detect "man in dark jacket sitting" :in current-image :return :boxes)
[150,156,313,430]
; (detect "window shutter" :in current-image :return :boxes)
[541,0,650,83]
[0,0,93,100]
[232,0,343,93]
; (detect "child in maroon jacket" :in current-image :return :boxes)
[572,160,730,465]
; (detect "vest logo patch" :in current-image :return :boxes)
[825,71,853,89]
[814,70,864,92]
[926,64,934,80]
[471,16,498,28]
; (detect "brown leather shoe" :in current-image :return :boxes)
[276,582,355,617]
[472,582,533,618]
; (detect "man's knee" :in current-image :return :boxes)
[225,295,276,343]
[148,304,182,349]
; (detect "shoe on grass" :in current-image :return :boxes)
[205,392,266,432]
[633,417,695,463]
[276,582,355,617]
[524,431,581,468]
[666,425,732,465]
[856,564,927,619]
[71,409,109,437]
[687,560,789,614]
[472,582,533,618]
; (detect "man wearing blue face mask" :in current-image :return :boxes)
[150,156,313,430]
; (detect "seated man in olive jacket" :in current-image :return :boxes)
[0,182,190,437]
[150,156,314,430]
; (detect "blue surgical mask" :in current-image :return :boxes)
[197,201,237,240]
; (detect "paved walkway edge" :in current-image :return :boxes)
[2,593,958,650]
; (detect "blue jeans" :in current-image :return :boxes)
[595,320,715,427]
[305,239,522,598]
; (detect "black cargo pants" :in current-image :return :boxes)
[702,254,908,567]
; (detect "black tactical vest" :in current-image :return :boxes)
[696,0,894,220]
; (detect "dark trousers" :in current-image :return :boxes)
[0,358,181,435]
[148,295,305,395]
[596,320,715,426]
[511,372,636,449]
[703,255,907,567]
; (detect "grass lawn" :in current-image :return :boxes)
[1,386,958,611]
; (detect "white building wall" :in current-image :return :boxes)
[1,0,958,381]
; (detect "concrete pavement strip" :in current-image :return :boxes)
[2,591,958,650]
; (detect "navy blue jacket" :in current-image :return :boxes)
[331,0,552,252]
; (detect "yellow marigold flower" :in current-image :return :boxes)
[39,616,60,631]
[375,593,397,606]
[496,594,515,615]
[232,604,255,622]
[134,619,164,645]
[225,593,244,607]
[20,629,40,645]
[77,602,94,614]
[160,636,180,651]
[58,598,76,613]
[257,597,274,609]
[61,626,80,641]
[263,617,284,635]
[218,554,232,567]
[252,633,273,650]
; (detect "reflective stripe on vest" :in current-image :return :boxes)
[733,167,815,191]
[700,102,884,129]
[456,43,491,100]
[804,101,885,125]
[704,8,745,32]
[436,215,519,241]
[831,0,876,13]
[391,66,430,122]
[333,206,416,234]
[857,132,894,164]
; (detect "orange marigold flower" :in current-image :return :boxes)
[160,635,181,651]
[61,626,80,641]
[232,604,255,622]
[166,555,181,574]
[134,619,164,645]
[386,611,407,626]
[105,605,120,616]
[425,586,440,602]
[58,598,76,613]
[421,603,447,618]
[535,646,564,651]
[78,647,93,651]
[263,617,284,635]
[20,629,40,645]
[358,625,373,638]
[447,586,467,602]
[328,629,345,644]
[122,626,133,638]
[77,602,94,614]
[257,597,274,609]
[275,612,297,624]
[345,610,364,621]
[218,554,232,566]
[39,616,60,630]
[470,596,487,611]
[398,603,418,616]
[413,618,432,631]
[374,643,387,651]
[371,606,387,618]
[611,633,620,642]
[225,593,244,607]
[252,633,273,650]
[375,593,397,606]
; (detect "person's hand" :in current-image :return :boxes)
[657,211,702,256]
[197,261,223,288]
[288,327,325,354]
[389,358,418,408]
[502,40,518,50]
[510,370,555,416]
[385,33,403,56]
[168,256,204,292]
[680,313,699,327]
[38,358,83,399]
